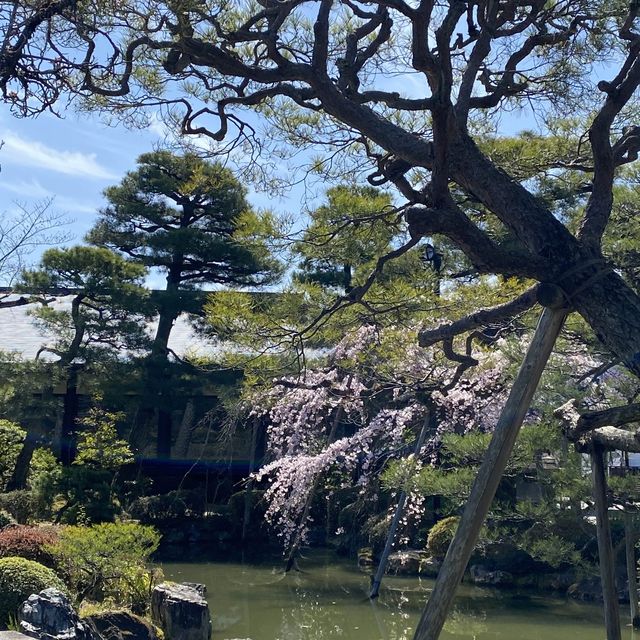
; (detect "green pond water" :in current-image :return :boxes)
[163,550,638,640]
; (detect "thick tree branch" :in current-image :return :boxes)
[579,33,640,248]
[589,426,640,453]
[418,285,539,348]
[556,398,640,441]
[405,205,542,277]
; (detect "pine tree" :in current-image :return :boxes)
[88,150,281,457]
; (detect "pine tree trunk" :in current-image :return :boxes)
[572,270,640,376]
[624,511,639,628]
[173,399,195,459]
[59,364,80,465]
[149,275,181,460]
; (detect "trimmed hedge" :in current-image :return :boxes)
[0,556,66,627]
[0,525,59,568]
[426,516,460,559]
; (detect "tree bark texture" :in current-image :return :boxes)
[59,363,80,465]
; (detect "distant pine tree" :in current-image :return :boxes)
[88,151,282,457]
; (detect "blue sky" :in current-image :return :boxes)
[0,106,305,286]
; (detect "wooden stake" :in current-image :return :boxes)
[591,446,622,640]
[624,510,639,628]
[412,307,567,640]
[370,411,431,599]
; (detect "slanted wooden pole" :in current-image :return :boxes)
[591,446,622,640]
[624,510,640,628]
[370,411,431,599]
[412,306,567,640]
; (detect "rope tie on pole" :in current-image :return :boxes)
[537,258,613,310]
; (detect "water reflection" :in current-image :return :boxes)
[162,550,635,640]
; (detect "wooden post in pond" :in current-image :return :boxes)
[370,411,431,599]
[412,305,567,640]
[591,446,622,640]
[624,510,640,628]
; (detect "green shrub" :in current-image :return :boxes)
[524,534,581,568]
[54,467,118,524]
[75,409,133,471]
[28,448,62,520]
[0,421,25,492]
[0,557,66,627]
[49,523,161,613]
[128,490,205,523]
[0,491,33,524]
[426,516,460,559]
[0,511,15,530]
[0,526,59,567]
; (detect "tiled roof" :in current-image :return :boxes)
[0,296,215,359]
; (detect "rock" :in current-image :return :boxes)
[151,583,211,640]
[85,612,160,640]
[386,550,439,576]
[469,564,514,587]
[357,548,374,569]
[18,589,94,640]
[548,569,577,591]
[183,583,207,597]
[476,542,542,575]
[567,568,628,602]
[0,633,34,640]
[567,577,604,602]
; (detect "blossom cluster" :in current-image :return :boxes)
[254,402,425,548]
[431,357,508,436]
[246,326,519,549]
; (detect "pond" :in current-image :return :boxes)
[162,550,639,640]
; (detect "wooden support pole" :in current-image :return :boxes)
[370,411,431,599]
[591,446,621,640]
[624,510,640,628]
[412,307,567,640]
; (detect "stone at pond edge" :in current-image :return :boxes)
[567,572,628,603]
[19,589,94,640]
[469,564,514,587]
[84,612,161,640]
[151,583,211,640]
[182,583,206,597]
[385,550,441,577]
[357,548,374,569]
[0,633,34,640]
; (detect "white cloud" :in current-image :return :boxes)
[0,131,117,180]
[0,178,51,199]
[0,178,96,215]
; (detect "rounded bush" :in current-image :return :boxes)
[0,525,59,567]
[0,556,66,627]
[426,516,460,559]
